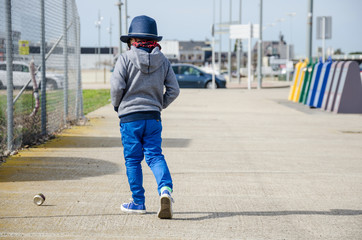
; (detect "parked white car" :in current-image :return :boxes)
[0,61,64,90]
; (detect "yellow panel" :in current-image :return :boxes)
[293,59,309,102]
[288,61,302,101]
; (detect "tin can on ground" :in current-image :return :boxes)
[33,193,46,206]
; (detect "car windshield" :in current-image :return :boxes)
[13,64,29,72]
[180,66,201,76]
[0,63,29,72]
[172,66,179,74]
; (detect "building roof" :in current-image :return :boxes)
[179,41,210,51]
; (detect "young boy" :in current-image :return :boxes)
[110,15,180,219]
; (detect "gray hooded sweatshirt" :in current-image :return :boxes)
[110,46,180,117]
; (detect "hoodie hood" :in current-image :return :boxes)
[126,46,165,74]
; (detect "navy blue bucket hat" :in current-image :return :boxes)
[120,15,163,43]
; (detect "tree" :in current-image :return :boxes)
[349,51,362,55]
[334,49,344,55]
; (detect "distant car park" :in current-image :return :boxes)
[171,63,226,88]
[0,61,64,90]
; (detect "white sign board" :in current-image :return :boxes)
[270,58,287,65]
[316,16,332,39]
[230,24,260,39]
[229,23,260,90]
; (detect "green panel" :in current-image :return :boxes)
[301,62,317,104]
[298,62,313,103]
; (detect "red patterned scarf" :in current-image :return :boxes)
[132,41,161,51]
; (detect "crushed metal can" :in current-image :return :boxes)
[33,193,46,206]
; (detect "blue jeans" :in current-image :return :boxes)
[120,119,173,205]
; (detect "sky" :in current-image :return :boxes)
[75,0,362,58]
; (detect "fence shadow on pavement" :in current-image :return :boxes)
[172,209,362,221]
[1,209,361,221]
[0,156,120,182]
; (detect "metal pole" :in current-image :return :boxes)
[78,16,84,117]
[212,0,216,89]
[306,0,313,60]
[286,44,290,82]
[322,16,325,62]
[237,0,242,84]
[124,0,128,34]
[97,10,101,69]
[40,0,47,135]
[5,0,13,151]
[257,0,263,89]
[227,0,232,83]
[63,0,68,124]
[117,0,123,54]
[218,0,222,74]
[248,22,252,90]
[74,5,80,120]
[109,18,112,65]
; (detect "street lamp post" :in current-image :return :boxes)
[257,0,263,89]
[94,11,103,82]
[237,0,242,84]
[124,0,128,34]
[218,0,222,74]
[286,12,296,82]
[115,0,123,55]
[306,0,313,61]
[95,11,103,69]
[212,0,216,89]
[228,0,232,83]
[107,18,113,67]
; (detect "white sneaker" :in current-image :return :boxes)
[157,190,173,219]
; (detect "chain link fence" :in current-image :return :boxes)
[0,0,83,159]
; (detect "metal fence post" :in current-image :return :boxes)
[76,16,84,117]
[63,0,69,124]
[5,0,13,152]
[74,3,80,120]
[40,0,47,135]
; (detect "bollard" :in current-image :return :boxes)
[321,61,338,110]
[313,56,333,108]
[301,61,317,104]
[293,59,308,102]
[299,61,314,103]
[326,61,346,112]
[288,60,303,101]
[306,57,323,106]
[333,61,362,113]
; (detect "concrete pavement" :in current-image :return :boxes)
[0,88,361,239]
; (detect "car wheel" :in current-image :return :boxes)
[46,79,57,91]
[0,81,3,89]
[205,81,218,89]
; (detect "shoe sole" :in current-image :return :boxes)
[157,195,172,219]
[121,205,146,214]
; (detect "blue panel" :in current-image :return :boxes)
[306,58,323,106]
[313,57,333,108]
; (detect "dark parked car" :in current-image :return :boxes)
[171,64,226,88]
